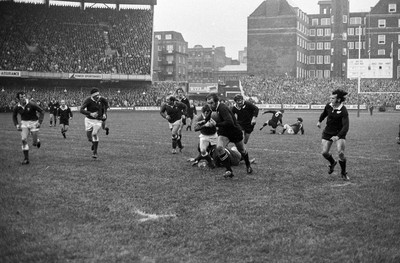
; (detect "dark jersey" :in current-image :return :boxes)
[160,101,187,123]
[264,110,283,125]
[48,101,60,115]
[214,102,243,142]
[232,101,259,127]
[194,113,217,135]
[187,104,197,118]
[13,99,45,125]
[178,97,190,115]
[319,103,349,138]
[289,122,304,135]
[212,147,241,167]
[57,105,73,122]
[80,96,106,120]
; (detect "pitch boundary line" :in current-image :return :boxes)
[135,209,176,222]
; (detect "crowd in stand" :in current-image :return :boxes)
[1,77,399,112]
[0,2,152,75]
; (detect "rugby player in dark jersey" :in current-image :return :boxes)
[80,88,107,159]
[231,94,259,144]
[317,89,350,181]
[12,91,45,164]
[206,93,253,178]
[57,99,73,139]
[260,109,284,134]
[160,95,188,154]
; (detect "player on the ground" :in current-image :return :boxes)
[280,117,304,135]
[48,98,59,127]
[206,92,253,178]
[57,99,73,139]
[259,109,284,134]
[317,89,350,181]
[160,95,188,154]
[80,88,106,159]
[12,91,45,164]
[231,94,259,144]
[188,104,217,166]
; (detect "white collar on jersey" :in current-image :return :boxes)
[330,102,344,111]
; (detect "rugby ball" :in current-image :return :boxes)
[211,111,221,123]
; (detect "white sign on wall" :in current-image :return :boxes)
[347,58,392,79]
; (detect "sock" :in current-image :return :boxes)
[93,141,99,154]
[87,131,92,142]
[339,159,346,174]
[281,129,286,134]
[177,135,183,149]
[241,152,250,167]
[23,150,29,160]
[172,138,177,149]
[324,154,336,165]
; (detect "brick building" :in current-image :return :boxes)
[153,31,188,81]
[187,45,227,83]
[247,0,400,79]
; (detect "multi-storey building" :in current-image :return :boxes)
[247,0,400,79]
[187,45,227,83]
[153,31,188,81]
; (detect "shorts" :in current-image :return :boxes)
[59,119,70,126]
[322,131,346,141]
[268,120,279,128]
[239,123,255,134]
[21,120,40,132]
[218,129,243,144]
[199,133,218,147]
[85,117,102,131]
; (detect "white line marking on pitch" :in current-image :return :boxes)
[331,182,355,187]
[135,209,176,222]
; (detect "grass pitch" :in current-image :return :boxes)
[1,110,399,262]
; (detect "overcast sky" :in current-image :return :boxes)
[154,0,380,59]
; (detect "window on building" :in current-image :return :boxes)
[378,19,386,28]
[325,28,331,36]
[167,45,174,53]
[312,19,319,26]
[350,17,362,25]
[316,70,323,78]
[165,34,172,40]
[355,27,361,36]
[155,34,161,40]
[309,70,315,77]
[310,29,316,36]
[343,15,348,23]
[378,35,386,44]
[348,42,354,49]
[309,56,315,64]
[343,48,347,56]
[343,32,347,40]
[398,19,400,27]
[378,49,385,55]
[398,49,400,60]
[324,42,331,50]
[398,34,400,44]
[355,42,361,49]
[324,70,330,78]
[389,4,396,13]
[309,43,315,50]
[324,55,330,64]
[317,55,323,64]
[317,29,323,36]
[321,18,331,25]
[348,27,354,35]
[317,42,323,50]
